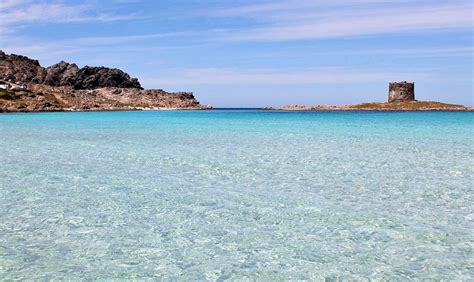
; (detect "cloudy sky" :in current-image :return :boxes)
[0,0,472,107]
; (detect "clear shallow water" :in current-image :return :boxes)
[0,110,473,280]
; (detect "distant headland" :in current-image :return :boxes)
[0,50,211,112]
[263,81,473,111]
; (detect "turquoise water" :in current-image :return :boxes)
[0,110,473,280]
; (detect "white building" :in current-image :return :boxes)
[10,83,27,91]
[0,83,10,90]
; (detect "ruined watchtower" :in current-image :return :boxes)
[388,81,415,102]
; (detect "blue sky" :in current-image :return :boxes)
[0,0,472,107]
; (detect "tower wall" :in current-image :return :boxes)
[388,81,415,102]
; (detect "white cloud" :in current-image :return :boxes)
[0,31,205,62]
[141,67,431,86]
[328,47,474,57]
[216,0,407,16]
[215,1,474,41]
[237,46,474,60]
[0,0,27,9]
[0,0,140,31]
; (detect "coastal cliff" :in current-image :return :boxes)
[0,50,211,112]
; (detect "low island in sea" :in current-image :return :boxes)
[262,81,473,111]
[0,50,211,112]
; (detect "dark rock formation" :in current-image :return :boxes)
[44,61,80,87]
[71,66,141,90]
[0,50,141,89]
[388,81,415,102]
[0,50,211,112]
[0,51,47,83]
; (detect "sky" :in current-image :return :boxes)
[0,0,473,107]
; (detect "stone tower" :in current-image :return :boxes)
[388,81,415,102]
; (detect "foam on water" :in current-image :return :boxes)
[0,110,473,279]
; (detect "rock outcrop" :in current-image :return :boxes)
[263,101,473,111]
[0,50,211,112]
[0,51,47,83]
[44,61,80,87]
[71,66,142,90]
[0,51,142,90]
[44,62,142,90]
[0,84,208,112]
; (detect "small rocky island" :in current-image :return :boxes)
[0,51,211,112]
[263,81,472,111]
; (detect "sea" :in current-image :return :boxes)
[0,109,473,280]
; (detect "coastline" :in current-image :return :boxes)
[0,84,212,113]
[0,107,212,114]
[0,51,212,112]
[0,105,213,113]
[261,101,473,112]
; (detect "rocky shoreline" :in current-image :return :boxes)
[0,51,211,112]
[262,81,472,111]
[262,101,473,111]
[0,83,211,112]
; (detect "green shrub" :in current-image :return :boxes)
[0,89,18,100]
